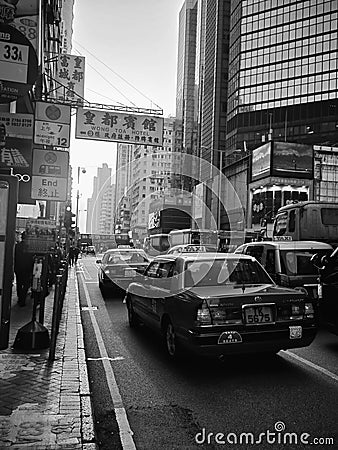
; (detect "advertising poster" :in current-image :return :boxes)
[0,112,34,203]
[76,108,164,147]
[251,143,271,181]
[272,142,313,179]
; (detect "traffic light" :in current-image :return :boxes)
[64,206,76,232]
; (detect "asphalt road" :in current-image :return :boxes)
[77,256,338,450]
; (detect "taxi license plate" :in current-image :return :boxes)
[125,269,136,277]
[244,305,273,325]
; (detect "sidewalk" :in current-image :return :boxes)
[0,266,97,449]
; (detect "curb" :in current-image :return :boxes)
[72,267,98,449]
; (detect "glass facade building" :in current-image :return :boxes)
[226,0,338,152]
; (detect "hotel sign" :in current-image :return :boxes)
[75,108,164,147]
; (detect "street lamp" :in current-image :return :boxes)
[200,147,243,230]
[76,167,87,237]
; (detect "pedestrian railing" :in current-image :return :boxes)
[48,259,69,362]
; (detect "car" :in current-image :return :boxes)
[97,248,150,296]
[167,244,218,255]
[86,245,96,255]
[311,247,338,335]
[124,253,317,359]
[234,240,333,300]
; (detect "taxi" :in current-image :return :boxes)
[125,253,317,359]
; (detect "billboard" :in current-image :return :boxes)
[271,142,313,179]
[251,143,271,181]
[76,108,164,147]
[0,112,34,204]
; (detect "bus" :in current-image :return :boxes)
[218,229,260,252]
[91,233,132,252]
[143,233,170,257]
[272,201,338,246]
[168,228,260,252]
[168,229,218,248]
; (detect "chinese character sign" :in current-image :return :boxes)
[55,54,85,104]
[75,108,164,147]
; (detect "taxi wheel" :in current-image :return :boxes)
[127,297,140,328]
[164,320,180,359]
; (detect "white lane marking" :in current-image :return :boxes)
[87,356,124,361]
[283,350,338,383]
[79,272,136,450]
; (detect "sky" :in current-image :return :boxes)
[70,0,184,231]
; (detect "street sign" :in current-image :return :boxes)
[34,102,71,147]
[32,148,69,178]
[0,23,38,103]
[31,176,68,201]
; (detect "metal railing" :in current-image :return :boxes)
[48,259,69,362]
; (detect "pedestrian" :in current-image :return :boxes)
[74,246,80,264]
[69,245,75,266]
[14,232,33,306]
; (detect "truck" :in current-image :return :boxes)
[272,201,338,247]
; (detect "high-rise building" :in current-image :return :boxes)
[129,118,176,240]
[114,144,133,232]
[226,0,338,153]
[86,163,114,234]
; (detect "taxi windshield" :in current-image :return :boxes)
[280,249,329,276]
[184,259,272,287]
[104,251,148,264]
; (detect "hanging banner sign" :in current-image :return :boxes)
[55,54,85,105]
[34,102,71,147]
[0,23,38,103]
[75,108,164,147]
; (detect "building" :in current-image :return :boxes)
[226,0,338,154]
[175,0,338,231]
[114,143,133,233]
[86,163,115,234]
[175,0,199,191]
[129,118,176,240]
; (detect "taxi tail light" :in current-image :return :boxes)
[196,302,212,325]
[304,302,314,319]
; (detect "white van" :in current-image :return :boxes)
[234,240,333,300]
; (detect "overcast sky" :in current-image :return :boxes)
[70,0,183,230]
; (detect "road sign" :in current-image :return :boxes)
[32,148,69,178]
[31,176,68,201]
[0,23,38,103]
[34,102,71,147]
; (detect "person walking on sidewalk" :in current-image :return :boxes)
[14,232,33,306]
[69,245,76,266]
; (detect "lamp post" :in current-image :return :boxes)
[200,147,243,230]
[75,167,87,241]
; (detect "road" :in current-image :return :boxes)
[77,256,338,450]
